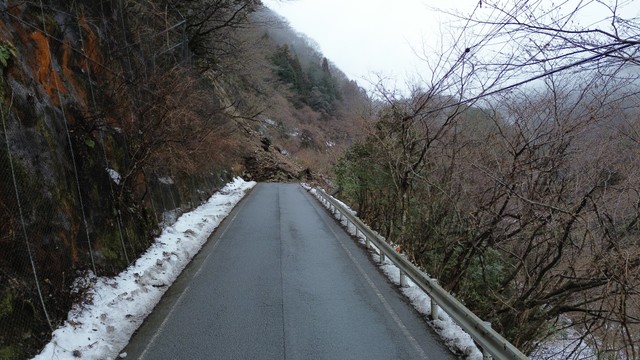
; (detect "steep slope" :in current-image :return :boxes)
[0,1,370,358]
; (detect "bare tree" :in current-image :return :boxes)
[168,0,261,69]
[336,39,640,358]
[462,74,640,355]
[425,0,640,112]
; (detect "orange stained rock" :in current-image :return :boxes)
[61,39,88,105]
[61,40,73,81]
[79,12,103,76]
[30,31,66,98]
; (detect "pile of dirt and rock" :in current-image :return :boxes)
[242,138,313,182]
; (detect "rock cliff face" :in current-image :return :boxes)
[0,2,232,358]
[0,1,366,356]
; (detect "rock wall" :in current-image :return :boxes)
[0,1,231,358]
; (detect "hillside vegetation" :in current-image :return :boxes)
[0,1,367,358]
[333,6,640,357]
[2,0,639,358]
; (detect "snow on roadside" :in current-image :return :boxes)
[529,323,596,360]
[306,185,484,359]
[307,186,605,360]
[33,178,256,360]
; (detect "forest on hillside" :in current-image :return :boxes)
[334,1,640,358]
[2,0,639,358]
[0,1,368,358]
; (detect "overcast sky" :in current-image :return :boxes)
[262,0,640,93]
[262,0,480,90]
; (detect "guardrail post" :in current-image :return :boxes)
[429,278,440,320]
[482,322,494,360]
[365,235,370,249]
[431,297,439,320]
[482,347,493,360]
[379,252,386,263]
[399,269,408,287]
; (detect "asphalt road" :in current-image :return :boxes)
[124,183,457,360]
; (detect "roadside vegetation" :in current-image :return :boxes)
[335,1,640,357]
[2,0,638,358]
[0,1,367,358]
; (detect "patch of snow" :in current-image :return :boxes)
[530,322,596,360]
[326,141,335,148]
[158,176,174,185]
[288,129,301,137]
[32,178,256,360]
[263,118,276,126]
[106,168,121,185]
[160,209,181,228]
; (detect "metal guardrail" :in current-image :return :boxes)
[312,188,529,360]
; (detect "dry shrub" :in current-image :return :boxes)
[109,65,244,187]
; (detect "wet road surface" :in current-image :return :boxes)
[123,183,456,360]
